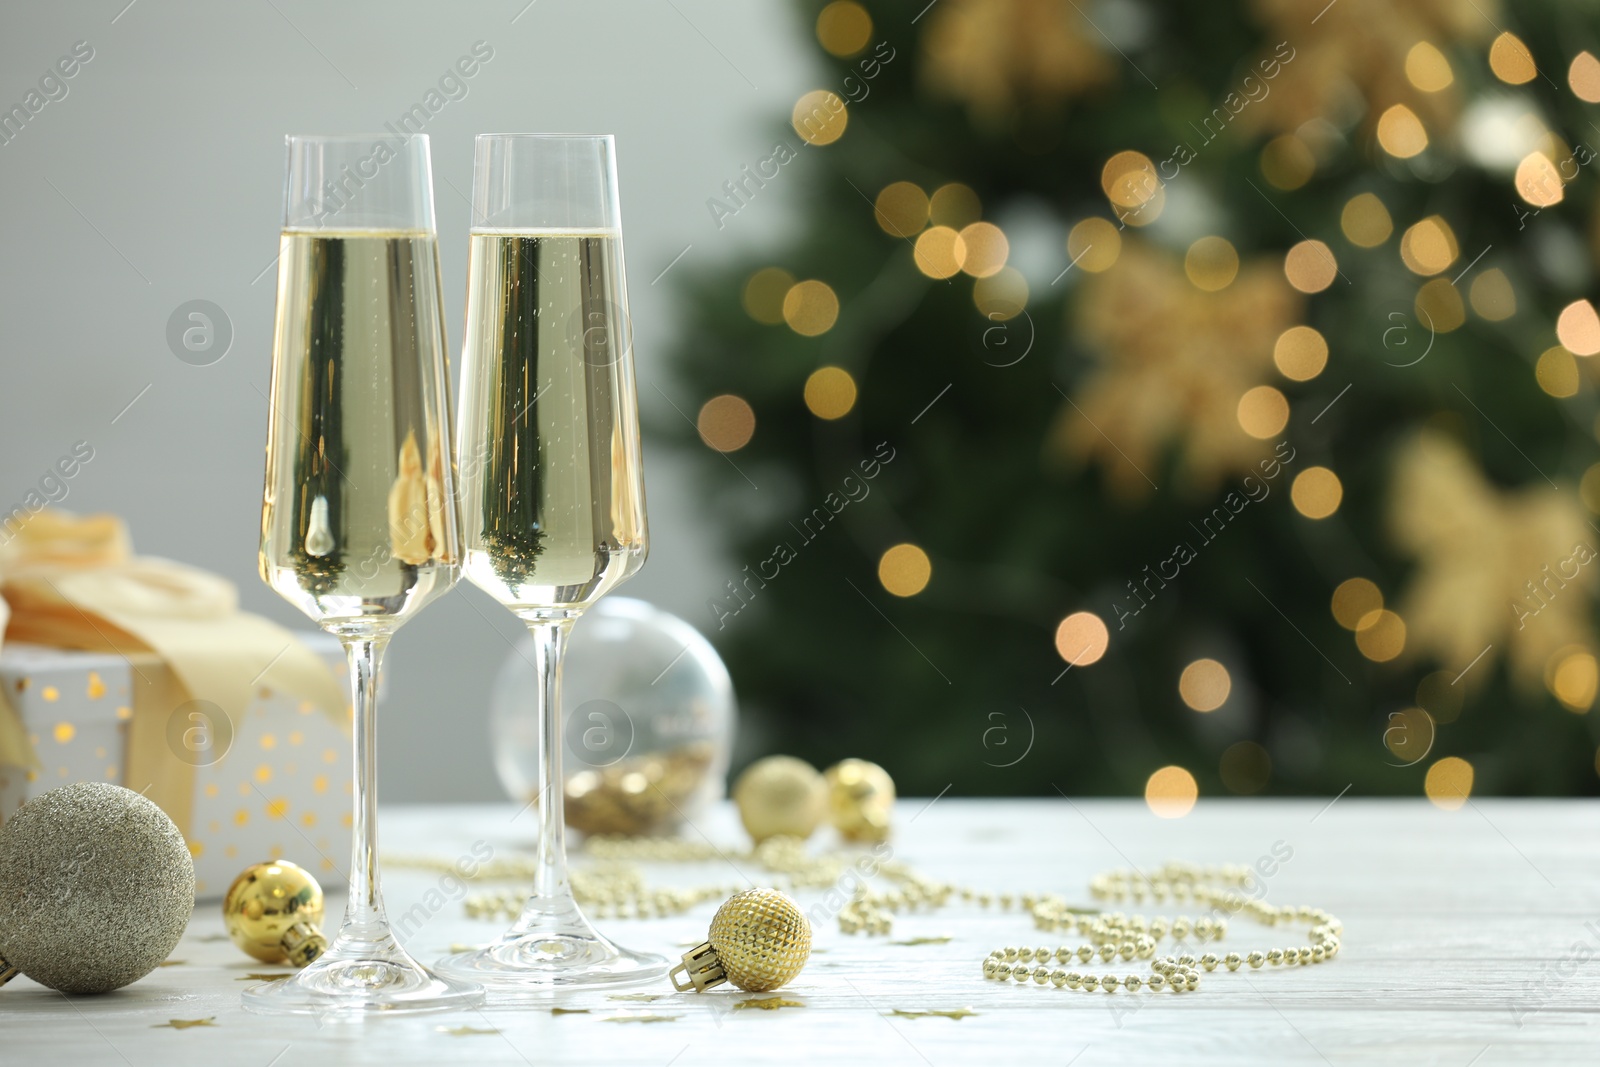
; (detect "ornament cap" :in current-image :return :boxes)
[667,941,726,993]
[281,921,328,968]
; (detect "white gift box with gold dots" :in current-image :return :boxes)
[0,633,353,900]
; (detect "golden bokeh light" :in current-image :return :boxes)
[1489,32,1536,85]
[1332,578,1383,630]
[1405,41,1454,92]
[1055,611,1110,667]
[1557,300,1600,355]
[973,266,1028,321]
[878,543,932,597]
[1284,240,1337,293]
[1355,609,1407,662]
[1237,385,1290,439]
[792,90,849,146]
[1185,236,1240,292]
[782,279,841,336]
[1274,325,1329,381]
[742,267,796,325]
[1101,150,1159,208]
[1291,466,1343,520]
[1340,193,1393,248]
[1468,269,1516,321]
[1515,152,1564,208]
[815,0,872,57]
[803,366,858,420]
[1415,671,1464,725]
[1116,185,1165,227]
[1260,135,1315,190]
[1145,766,1198,819]
[1415,278,1465,334]
[1424,756,1474,810]
[1399,216,1458,275]
[1571,51,1600,103]
[1376,104,1429,158]
[958,221,1010,278]
[914,225,967,279]
[1536,346,1579,398]
[1067,217,1122,273]
[697,395,756,452]
[874,181,930,238]
[929,183,982,228]
[1179,659,1232,712]
[1219,741,1271,794]
[1547,648,1598,712]
[1384,707,1435,765]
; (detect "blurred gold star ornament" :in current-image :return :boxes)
[733,756,828,843]
[824,758,895,842]
[669,888,812,993]
[221,860,327,967]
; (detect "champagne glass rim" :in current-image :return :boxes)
[285,132,429,145]
[474,132,615,142]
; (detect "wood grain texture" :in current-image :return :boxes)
[2,798,1597,1065]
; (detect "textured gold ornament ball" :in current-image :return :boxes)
[824,758,895,842]
[733,755,828,843]
[222,860,327,966]
[709,888,812,992]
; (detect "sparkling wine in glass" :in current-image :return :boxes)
[436,133,662,990]
[251,133,484,1015]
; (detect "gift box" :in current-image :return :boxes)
[0,634,354,899]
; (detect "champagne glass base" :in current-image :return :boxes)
[436,896,668,991]
[243,931,485,1017]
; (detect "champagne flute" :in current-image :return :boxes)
[436,134,663,989]
[252,133,484,1015]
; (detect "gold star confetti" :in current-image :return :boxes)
[187,933,232,943]
[236,972,292,982]
[448,942,486,953]
[735,996,806,1011]
[157,959,188,967]
[889,935,953,946]
[602,1012,681,1024]
[887,1007,978,1020]
[551,1007,591,1015]
[436,1026,498,1036]
[153,1018,216,1030]
[608,993,668,1001]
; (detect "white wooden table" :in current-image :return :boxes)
[2,798,1596,1065]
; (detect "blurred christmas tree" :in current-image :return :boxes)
[663,0,1600,801]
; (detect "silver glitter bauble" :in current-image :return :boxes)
[0,782,194,993]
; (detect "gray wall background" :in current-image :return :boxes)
[0,1,814,800]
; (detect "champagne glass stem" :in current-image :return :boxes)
[525,617,574,913]
[343,634,391,936]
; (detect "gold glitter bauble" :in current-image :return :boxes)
[733,756,827,843]
[668,888,812,993]
[824,758,895,842]
[222,860,327,966]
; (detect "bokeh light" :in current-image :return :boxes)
[1101,150,1158,209]
[1416,278,1465,333]
[928,183,982,228]
[743,267,796,325]
[1179,659,1231,712]
[1515,151,1564,207]
[1291,467,1343,519]
[1405,41,1454,92]
[1145,766,1198,819]
[1355,609,1407,661]
[783,279,840,336]
[1489,32,1536,85]
[1424,756,1474,810]
[973,267,1029,321]
[815,0,872,57]
[792,90,849,146]
[1536,346,1579,398]
[1400,216,1458,275]
[958,222,1009,278]
[878,543,932,597]
[874,181,930,238]
[1557,300,1600,355]
[1185,236,1240,291]
[1571,51,1600,102]
[1383,707,1435,765]
[1055,611,1109,667]
[1340,193,1393,248]
[1332,578,1383,630]
[1547,648,1598,712]
[803,366,857,419]
[1260,135,1315,190]
[1416,671,1464,725]
[1376,104,1428,158]
[914,226,967,279]
[1237,385,1290,439]
[1219,741,1271,794]
[1284,240,1337,293]
[1274,326,1328,381]
[1468,269,1516,321]
[697,395,756,452]
[1067,217,1122,273]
